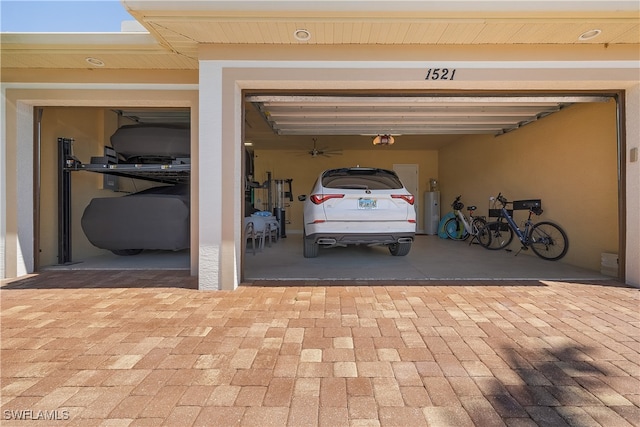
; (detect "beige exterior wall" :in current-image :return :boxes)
[439,101,619,271]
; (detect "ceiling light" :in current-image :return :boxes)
[578,29,601,41]
[372,135,395,146]
[85,57,105,67]
[293,29,311,41]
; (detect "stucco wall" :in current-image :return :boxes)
[439,101,619,272]
[625,84,640,287]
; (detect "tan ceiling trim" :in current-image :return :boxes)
[198,43,640,61]
[141,14,640,23]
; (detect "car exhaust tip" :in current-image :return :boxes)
[317,238,337,245]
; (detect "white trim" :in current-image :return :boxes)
[198,62,224,290]
[0,85,6,278]
[15,102,34,277]
[210,60,640,70]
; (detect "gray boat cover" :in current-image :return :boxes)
[110,124,190,161]
[81,184,190,251]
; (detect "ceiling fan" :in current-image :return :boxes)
[300,138,342,158]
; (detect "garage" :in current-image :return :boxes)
[239,91,620,281]
[32,90,620,284]
[33,107,192,272]
[2,1,638,289]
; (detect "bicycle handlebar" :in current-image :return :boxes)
[490,192,509,207]
[451,195,464,210]
[490,192,544,216]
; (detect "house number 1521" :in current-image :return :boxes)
[425,68,456,80]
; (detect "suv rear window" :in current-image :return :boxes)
[322,168,404,190]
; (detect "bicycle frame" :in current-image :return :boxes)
[497,204,528,244]
[455,209,474,235]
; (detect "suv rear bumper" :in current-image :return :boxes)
[307,232,414,246]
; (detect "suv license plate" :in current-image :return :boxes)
[358,198,377,209]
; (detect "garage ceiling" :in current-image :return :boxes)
[247,94,610,137]
[113,93,611,151]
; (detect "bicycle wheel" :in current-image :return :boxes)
[529,221,568,261]
[469,217,487,244]
[471,217,487,235]
[477,223,492,247]
[480,220,514,250]
[444,217,468,240]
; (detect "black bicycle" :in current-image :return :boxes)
[478,193,569,261]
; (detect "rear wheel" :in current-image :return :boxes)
[470,217,487,243]
[480,221,514,250]
[444,218,468,240]
[389,242,412,256]
[529,221,568,260]
[477,224,492,247]
[303,229,319,258]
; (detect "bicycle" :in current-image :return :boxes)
[478,193,569,261]
[444,195,487,244]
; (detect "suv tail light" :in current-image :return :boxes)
[392,194,415,205]
[310,194,344,204]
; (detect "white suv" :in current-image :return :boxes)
[299,167,416,258]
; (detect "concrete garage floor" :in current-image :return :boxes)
[244,234,612,282]
[42,234,612,282]
[42,249,191,272]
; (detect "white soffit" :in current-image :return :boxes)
[247,95,611,136]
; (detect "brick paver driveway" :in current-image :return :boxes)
[1,271,638,426]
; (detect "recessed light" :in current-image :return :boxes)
[578,29,602,41]
[85,57,105,67]
[293,29,311,42]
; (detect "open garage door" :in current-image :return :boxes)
[247,94,610,137]
[38,107,192,272]
[242,91,622,282]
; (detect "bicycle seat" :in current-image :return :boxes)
[532,207,543,215]
[453,202,464,210]
[467,206,477,211]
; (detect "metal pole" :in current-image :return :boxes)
[57,138,73,264]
